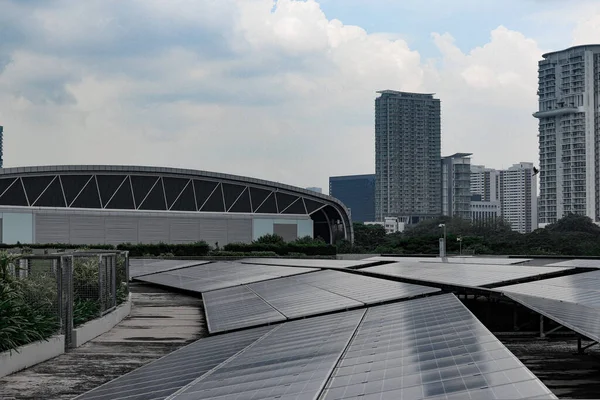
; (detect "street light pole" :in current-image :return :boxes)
[438,223,446,258]
[457,237,462,256]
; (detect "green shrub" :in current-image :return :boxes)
[73,299,100,327]
[254,234,285,245]
[117,242,210,257]
[0,282,59,353]
[223,242,336,256]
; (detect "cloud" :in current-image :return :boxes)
[0,0,596,193]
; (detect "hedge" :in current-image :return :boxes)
[0,243,115,250]
[223,242,336,256]
[116,242,211,257]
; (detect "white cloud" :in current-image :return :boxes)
[0,0,597,193]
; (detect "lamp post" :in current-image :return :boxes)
[457,237,463,256]
[438,223,446,257]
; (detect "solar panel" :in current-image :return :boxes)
[247,275,363,319]
[366,256,532,265]
[320,294,556,400]
[169,310,366,400]
[203,270,440,333]
[203,285,286,333]
[547,259,600,268]
[362,262,572,288]
[74,326,273,400]
[241,257,379,269]
[129,259,210,278]
[290,270,440,304]
[135,261,317,293]
[501,270,600,342]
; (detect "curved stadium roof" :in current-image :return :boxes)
[0,165,353,241]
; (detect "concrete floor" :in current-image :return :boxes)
[503,337,600,399]
[0,283,206,400]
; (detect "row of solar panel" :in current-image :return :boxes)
[203,270,440,333]
[76,294,556,400]
[500,269,600,343]
[135,261,318,292]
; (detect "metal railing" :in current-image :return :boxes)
[3,251,129,350]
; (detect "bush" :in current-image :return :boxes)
[73,299,100,327]
[223,242,336,256]
[0,280,59,353]
[254,234,285,245]
[117,241,210,257]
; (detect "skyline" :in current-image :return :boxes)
[1,0,600,194]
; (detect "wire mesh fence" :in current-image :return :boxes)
[1,251,129,352]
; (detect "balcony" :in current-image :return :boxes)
[533,107,580,118]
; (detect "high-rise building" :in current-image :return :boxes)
[0,126,3,168]
[305,187,322,194]
[470,165,500,202]
[375,90,441,224]
[534,45,600,224]
[329,174,375,223]
[499,162,538,233]
[441,153,472,219]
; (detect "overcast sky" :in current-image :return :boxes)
[1,0,599,193]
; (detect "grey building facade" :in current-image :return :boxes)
[0,165,353,245]
[0,126,3,168]
[534,45,600,224]
[499,162,538,233]
[441,153,472,219]
[375,90,442,224]
[329,174,375,223]
[470,165,500,202]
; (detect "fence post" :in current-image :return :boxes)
[61,255,74,350]
[111,254,117,309]
[98,255,104,317]
[124,251,130,292]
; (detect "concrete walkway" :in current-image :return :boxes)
[0,283,206,400]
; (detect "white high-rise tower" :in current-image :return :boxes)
[534,45,600,224]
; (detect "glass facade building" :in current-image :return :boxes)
[329,174,375,223]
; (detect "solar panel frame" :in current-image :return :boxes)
[129,259,210,278]
[246,276,364,319]
[203,285,286,333]
[320,293,556,400]
[501,270,600,342]
[240,257,381,269]
[365,256,532,265]
[362,262,572,288]
[202,270,441,333]
[169,310,366,400]
[547,259,600,268]
[74,326,274,400]
[134,261,317,293]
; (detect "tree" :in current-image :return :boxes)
[353,223,386,252]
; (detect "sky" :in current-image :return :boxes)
[1,0,600,194]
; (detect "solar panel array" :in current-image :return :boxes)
[129,258,209,278]
[203,285,286,333]
[362,262,572,288]
[365,256,532,265]
[321,294,556,400]
[77,294,555,400]
[204,270,440,333]
[241,257,379,269]
[172,311,365,400]
[74,326,273,400]
[134,261,317,292]
[501,270,600,342]
[547,259,600,268]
